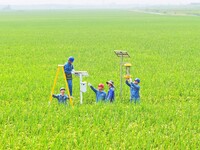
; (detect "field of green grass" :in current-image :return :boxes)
[0,10,199,149]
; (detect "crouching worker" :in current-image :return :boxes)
[52,87,68,104]
[106,80,115,103]
[88,83,106,103]
[125,78,140,104]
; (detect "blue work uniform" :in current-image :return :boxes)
[64,62,74,96]
[106,87,115,102]
[126,80,140,104]
[53,94,68,104]
[90,86,106,103]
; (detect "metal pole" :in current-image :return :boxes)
[120,55,123,97]
[80,74,83,104]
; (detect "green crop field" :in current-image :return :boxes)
[0,10,199,149]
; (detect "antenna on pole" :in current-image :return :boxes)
[114,50,130,98]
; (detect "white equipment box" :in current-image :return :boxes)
[74,71,89,104]
[80,82,87,93]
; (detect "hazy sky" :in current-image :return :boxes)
[0,0,199,5]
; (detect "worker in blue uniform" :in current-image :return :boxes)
[52,87,68,104]
[106,80,115,103]
[88,83,106,103]
[125,78,140,104]
[64,56,75,97]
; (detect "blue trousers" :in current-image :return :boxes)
[130,98,140,104]
[67,79,72,96]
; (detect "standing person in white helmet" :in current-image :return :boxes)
[125,78,141,104]
[106,80,115,103]
[64,56,75,97]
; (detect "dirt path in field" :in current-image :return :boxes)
[130,10,200,17]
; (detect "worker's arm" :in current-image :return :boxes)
[90,86,98,93]
[65,95,69,100]
[52,94,59,98]
[103,92,107,100]
[130,82,140,90]
[125,80,131,87]
[106,89,114,100]
[71,65,76,74]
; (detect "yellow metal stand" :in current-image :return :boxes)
[49,65,73,107]
[49,67,60,102]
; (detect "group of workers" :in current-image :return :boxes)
[52,56,141,104]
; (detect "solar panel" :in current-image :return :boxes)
[114,50,130,58]
[74,71,89,77]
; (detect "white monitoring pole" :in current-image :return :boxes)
[74,71,89,104]
[114,50,130,98]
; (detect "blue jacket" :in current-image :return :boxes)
[126,80,140,100]
[90,86,106,102]
[106,87,115,102]
[64,62,74,80]
[53,94,68,104]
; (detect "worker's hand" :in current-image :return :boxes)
[88,83,92,87]
[71,69,75,74]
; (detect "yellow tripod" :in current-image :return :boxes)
[49,64,73,106]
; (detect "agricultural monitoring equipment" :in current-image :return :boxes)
[74,71,89,104]
[49,64,73,106]
[49,65,89,105]
[114,50,130,97]
[124,63,132,79]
